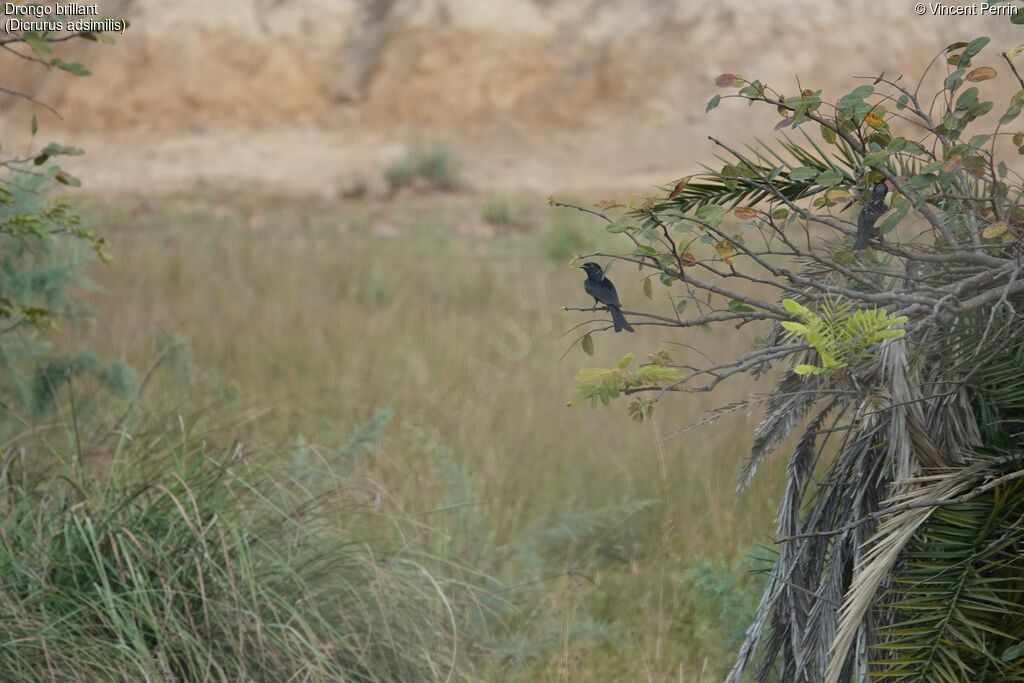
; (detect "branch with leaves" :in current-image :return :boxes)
[1,23,122,334]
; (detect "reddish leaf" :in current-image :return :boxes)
[668,177,690,200]
[966,66,997,82]
[715,73,742,88]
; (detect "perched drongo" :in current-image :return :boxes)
[854,181,889,250]
[580,261,635,333]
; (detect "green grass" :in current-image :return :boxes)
[0,413,483,682]
[67,188,786,680]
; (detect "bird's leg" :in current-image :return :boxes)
[591,297,602,311]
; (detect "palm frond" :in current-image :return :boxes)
[739,370,821,493]
[827,454,1024,683]
[871,461,1024,681]
[649,134,860,216]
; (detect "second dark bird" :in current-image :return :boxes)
[580,261,635,333]
[853,181,889,250]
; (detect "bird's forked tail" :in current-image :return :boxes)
[610,305,635,333]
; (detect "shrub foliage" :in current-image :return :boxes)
[0,22,135,438]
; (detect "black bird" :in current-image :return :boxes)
[854,181,889,250]
[580,262,635,333]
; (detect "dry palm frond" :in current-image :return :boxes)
[739,370,822,494]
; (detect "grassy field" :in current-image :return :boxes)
[73,187,787,681]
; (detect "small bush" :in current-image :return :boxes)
[384,143,461,193]
[680,554,765,653]
[481,194,531,229]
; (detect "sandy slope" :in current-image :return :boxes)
[1,0,1021,193]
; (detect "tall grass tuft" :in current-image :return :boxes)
[481,194,531,230]
[0,418,482,682]
[384,143,462,193]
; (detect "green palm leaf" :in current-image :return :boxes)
[870,468,1024,681]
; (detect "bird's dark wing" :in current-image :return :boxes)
[601,279,622,307]
[854,204,882,250]
[585,277,622,308]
